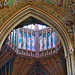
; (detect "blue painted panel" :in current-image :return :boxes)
[28,33,31,50]
[43,33,47,50]
[18,31,22,48]
[52,31,56,48]
[39,34,43,51]
[23,33,27,49]
[32,35,35,51]
[48,32,51,49]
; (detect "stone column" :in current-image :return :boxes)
[71,52,75,75]
[66,54,72,75]
[74,23,75,50]
[71,24,75,75]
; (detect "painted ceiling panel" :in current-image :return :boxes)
[0,0,63,8]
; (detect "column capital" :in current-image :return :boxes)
[70,49,74,55]
[65,55,68,59]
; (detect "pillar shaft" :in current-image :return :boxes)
[71,53,75,75]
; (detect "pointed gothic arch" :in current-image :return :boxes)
[0,5,73,57]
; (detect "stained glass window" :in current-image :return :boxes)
[23,33,27,49]
[52,31,56,48]
[8,35,10,40]
[48,32,51,49]
[23,24,47,30]
[11,32,13,43]
[13,30,15,44]
[32,24,35,29]
[43,33,47,50]
[28,33,31,50]
[23,26,28,28]
[38,25,43,29]
[39,34,43,51]
[7,23,62,56]
[18,31,22,48]
[43,26,46,29]
[8,34,10,44]
[32,34,35,51]
[28,25,32,29]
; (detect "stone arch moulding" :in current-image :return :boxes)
[0,5,73,57]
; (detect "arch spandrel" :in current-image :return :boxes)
[0,4,73,57]
[0,2,68,29]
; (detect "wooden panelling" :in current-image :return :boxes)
[0,44,67,75]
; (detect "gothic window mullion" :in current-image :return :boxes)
[16,29,19,54]
[9,33,11,45]
[13,30,14,49]
[31,31,32,56]
[42,30,43,56]
[22,29,24,54]
[51,28,52,54]
[55,33,57,52]
[46,29,48,55]
[27,30,28,55]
